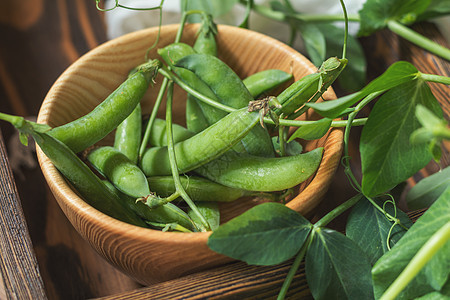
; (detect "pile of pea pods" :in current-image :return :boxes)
[0,16,331,232]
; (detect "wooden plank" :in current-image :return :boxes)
[0,129,47,299]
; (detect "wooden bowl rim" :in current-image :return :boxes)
[36,23,342,244]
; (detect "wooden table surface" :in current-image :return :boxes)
[0,1,448,299]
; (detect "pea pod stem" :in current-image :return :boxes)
[139,78,169,159]
[380,221,450,300]
[165,82,210,231]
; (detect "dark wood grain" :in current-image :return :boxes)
[0,129,47,300]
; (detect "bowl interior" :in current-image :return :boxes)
[36,24,342,284]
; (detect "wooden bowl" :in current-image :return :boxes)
[36,24,343,285]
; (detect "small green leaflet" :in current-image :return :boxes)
[360,79,443,197]
[305,228,374,300]
[346,197,413,265]
[298,23,326,66]
[358,0,431,36]
[372,187,450,299]
[207,202,312,265]
[406,166,450,210]
[307,61,419,119]
[288,118,332,142]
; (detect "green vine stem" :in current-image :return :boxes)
[277,230,313,300]
[380,221,450,300]
[387,20,450,62]
[165,82,210,232]
[315,193,363,228]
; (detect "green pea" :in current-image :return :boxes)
[87,146,150,199]
[140,107,260,176]
[243,69,293,98]
[148,118,195,147]
[49,60,160,153]
[195,148,324,192]
[187,17,218,132]
[274,73,321,116]
[114,103,141,164]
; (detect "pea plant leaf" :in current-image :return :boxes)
[307,61,419,119]
[360,79,443,197]
[346,197,413,265]
[358,0,431,36]
[207,202,312,265]
[372,187,450,299]
[298,23,327,66]
[288,118,332,142]
[406,166,450,210]
[305,228,374,300]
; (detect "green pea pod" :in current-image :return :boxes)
[148,118,195,147]
[103,180,196,231]
[175,53,275,157]
[286,57,348,120]
[87,146,150,199]
[274,73,321,116]
[0,113,146,227]
[195,147,324,192]
[243,69,293,98]
[187,17,218,132]
[140,107,260,176]
[114,103,141,164]
[50,60,160,153]
[158,43,223,130]
[185,99,210,133]
[147,176,256,202]
[193,14,218,56]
